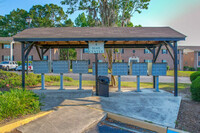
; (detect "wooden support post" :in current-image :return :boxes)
[21,43,25,90]
[95,53,99,96]
[174,41,178,96]
[152,48,156,89]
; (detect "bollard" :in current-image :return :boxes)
[78,73,83,90]
[117,75,121,92]
[59,73,64,90]
[154,76,160,92]
[41,73,46,90]
[135,75,141,92]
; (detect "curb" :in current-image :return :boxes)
[0,110,53,133]
[107,112,167,133]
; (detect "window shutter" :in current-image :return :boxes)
[13,43,14,49]
[121,49,124,54]
[83,49,85,53]
[13,56,14,61]
[144,49,145,54]
[2,44,4,49]
[47,56,48,60]
[2,56,4,61]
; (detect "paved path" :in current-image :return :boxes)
[17,106,106,133]
[16,89,181,132]
[13,71,191,83]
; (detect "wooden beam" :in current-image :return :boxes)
[35,45,42,60]
[164,44,174,61]
[153,44,162,62]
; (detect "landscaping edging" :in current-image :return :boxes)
[0,111,53,133]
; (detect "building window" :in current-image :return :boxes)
[198,61,200,66]
[88,60,90,65]
[122,60,124,62]
[28,56,33,61]
[162,60,167,63]
[162,49,168,54]
[3,56,10,61]
[98,60,103,62]
[133,50,135,53]
[121,48,124,54]
[144,59,152,63]
[144,49,151,54]
[43,56,48,60]
[178,60,179,64]
[177,50,180,54]
[2,44,10,49]
[198,52,200,56]
[83,48,89,53]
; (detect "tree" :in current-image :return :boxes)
[75,13,95,27]
[61,0,150,27]
[62,0,150,86]
[29,4,71,27]
[0,9,28,37]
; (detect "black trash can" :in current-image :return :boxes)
[98,76,110,97]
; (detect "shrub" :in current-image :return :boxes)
[0,70,41,88]
[190,71,200,82]
[0,89,41,120]
[64,76,73,82]
[188,67,195,71]
[190,76,200,101]
[167,66,170,70]
[197,67,200,71]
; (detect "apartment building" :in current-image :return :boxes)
[179,46,200,70]
[76,45,183,70]
[0,37,59,62]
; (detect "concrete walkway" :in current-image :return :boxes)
[60,89,181,128]
[16,89,181,133]
[17,106,106,133]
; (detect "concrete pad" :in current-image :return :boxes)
[60,89,181,128]
[17,106,106,133]
[32,89,93,111]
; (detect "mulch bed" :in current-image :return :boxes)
[175,88,200,133]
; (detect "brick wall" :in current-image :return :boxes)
[76,45,182,70]
[0,42,59,62]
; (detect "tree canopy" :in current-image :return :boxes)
[61,0,150,27]
[0,4,73,37]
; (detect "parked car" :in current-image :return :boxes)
[16,63,33,71]
[0,61,18,71]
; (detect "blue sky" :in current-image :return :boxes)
[0,0,199,26]
[0,0,200,45]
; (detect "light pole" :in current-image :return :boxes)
[26,16,32,75]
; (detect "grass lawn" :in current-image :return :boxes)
[167,70,196,77]
[49,80,190,92]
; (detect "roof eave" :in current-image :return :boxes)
[14,37,186,42]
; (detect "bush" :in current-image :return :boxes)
[197,67,200,71]
[190,76,200,101]
[184,66,195,71]
[0,89,41,120]
[190,71,200,82]
[167,66,170,70]
[188,67,195,71]
[0,70,41,88]
[64,76,73,82]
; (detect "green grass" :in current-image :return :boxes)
[50,80,190,91]
[0,89,41,121]
[167,70,196,77]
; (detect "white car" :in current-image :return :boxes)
[0,61,18,71]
